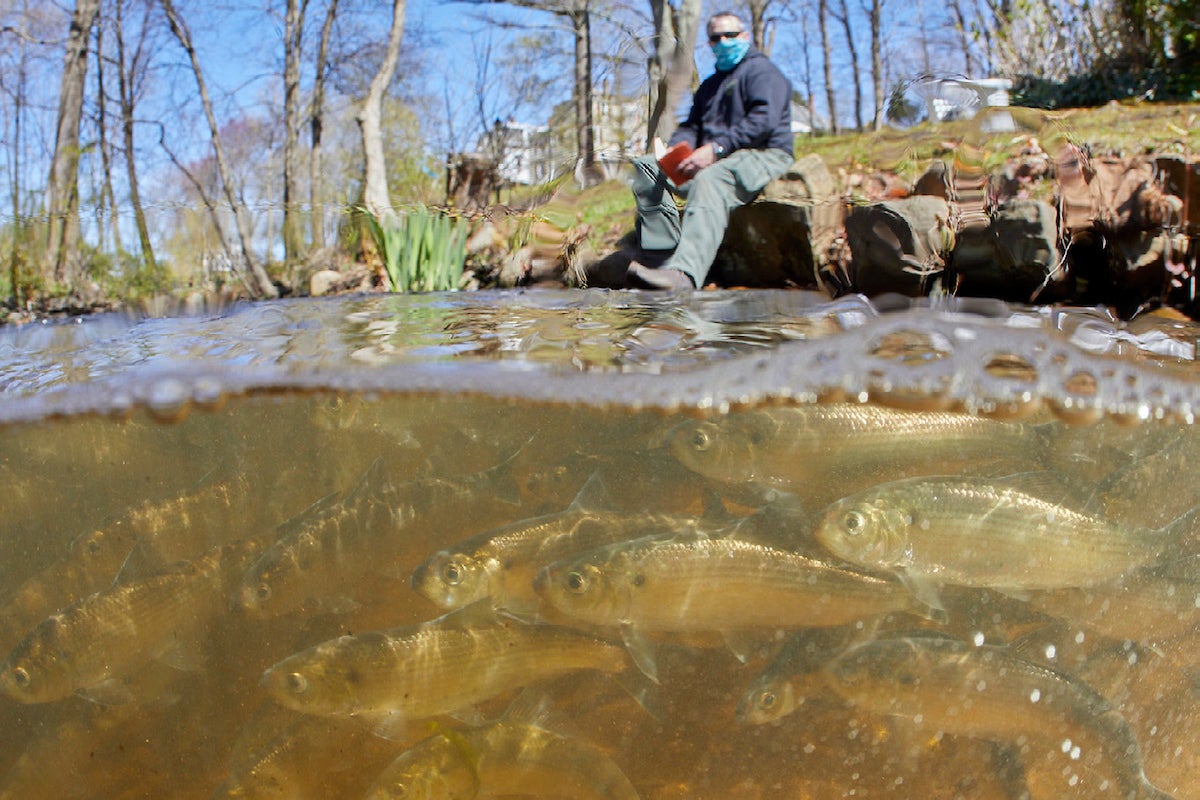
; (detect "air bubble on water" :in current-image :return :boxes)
[1061,739,1073,753]
[856,391,869,403]
[919,519,930,530]
[1070,746,1081,760]
[803,743,815,754]
[1127,651,1138,665]
[913,714,923,725]
[1044,644,1057,659]
[1074,631,1085,644]
[192,375,225,407]
[894,777,905,786]
[145,376,192,422]
[1030,689,1041,703]
[1122,640,1133,651]
[972,632,985,647]
[1069,774,1080,786]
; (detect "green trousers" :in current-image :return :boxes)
[631,147,794,287]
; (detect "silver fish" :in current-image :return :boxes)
[814,475,1182,594]
[260,610,628,735]
[536,533,917,680]
[667,404,1035,506]
[737,626,864,725]
[0,540,258,705]
[823,633,1176,800]
[537,534,916,633]
[363,721,640,800]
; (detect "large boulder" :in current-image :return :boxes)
[843,196,954,297]
[950,198,1070,303]
[708,154,843,288]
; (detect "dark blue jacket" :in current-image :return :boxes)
[669,49,793,157]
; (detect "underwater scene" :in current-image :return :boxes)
[0,290,1197,799]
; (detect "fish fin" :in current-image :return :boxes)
[494,597,542,626]
[615,665,664,722]
[990,586,1032,603]
[720,629,780,664]
[359,710,410,741]
[155,632,207,672]
[347,457,394,505]
[112,537,168,586]
[1138,779,1180,800]
[1160,505,1200,557]
[78,678,139,706]
[447,705,487,726]
[432,598,507,629]
[566,471,617,512]
[993,470,1082,505]
[271,488,344,539]
[502,686,556,727]
[897,570,949,625]
[619,623,660,684]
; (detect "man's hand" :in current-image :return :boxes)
[678,144,718,177]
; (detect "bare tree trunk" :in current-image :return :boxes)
[9,0,31,305]
[818,0,839,135]
[94,19,123,255]
[161,0,277,298]
[833,0,863,130]
[44,0,102,289]
[357,0,406,221]
[646,0,701,146]
[282,0,307,265]
[116,0,156,277]
[310,0,338,252]
[801,12,817,133]
[570,6,595,170]
[746,0,776,52]
[867,0,884,130]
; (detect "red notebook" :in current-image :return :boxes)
[657,142,694,185]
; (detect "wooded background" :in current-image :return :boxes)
[3,0,1196,302]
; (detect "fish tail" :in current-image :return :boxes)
[1137,777,1179,800]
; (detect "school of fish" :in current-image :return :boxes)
[0,396,1197,799]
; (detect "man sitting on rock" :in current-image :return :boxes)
[627,10,794,290]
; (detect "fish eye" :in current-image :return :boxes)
[86,534,103,555]
[564,570,589,594]
[10,666,30,689]
[690,427,713,452]
[441,560,464,585]
[842,510,867,535]
[256,583,272,601]
[389,783,408,799]
[286,672,310,694]
[758,690,776,710]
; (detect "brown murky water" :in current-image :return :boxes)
[0,291,1197,799]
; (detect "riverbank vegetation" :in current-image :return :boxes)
[1,1,1197,323]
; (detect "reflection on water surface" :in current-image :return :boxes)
[0,290,1197,799]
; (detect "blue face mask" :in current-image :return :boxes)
[711,36,750,72]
